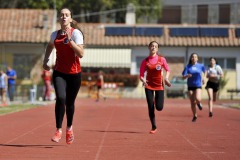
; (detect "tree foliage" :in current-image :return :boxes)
[0,0,162,23]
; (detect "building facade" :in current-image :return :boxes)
[0,6,240,99]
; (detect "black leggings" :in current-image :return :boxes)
[52,71,81,128]
[145,88,164,130]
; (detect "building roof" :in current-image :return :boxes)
[0,9,240,47]
[82,24,240,47]
[0,9,55,43]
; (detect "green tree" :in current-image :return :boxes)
[0,0,162,23]
[111,0,161,23]
[0,0,18,8]
[218,71,229,99]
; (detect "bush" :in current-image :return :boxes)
[82,73,139,87]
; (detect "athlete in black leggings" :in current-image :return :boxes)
[145,89,164,131]
[139,41,171,134]
[43,8,84,144]
[52,71,81,129]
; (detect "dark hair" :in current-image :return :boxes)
[188,52,199,65]
[60,8,84,40]
[148,41,160,48]
[209,57,218,64]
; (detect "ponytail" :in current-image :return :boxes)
[71,19,85,40]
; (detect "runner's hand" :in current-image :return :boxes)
[165,78,171,87]
[142,79,148,87]
[43,63,50,71]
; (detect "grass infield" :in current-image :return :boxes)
[0,104,39,116]
[230,103,240,109]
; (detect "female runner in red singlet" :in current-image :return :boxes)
[43,8,84,144]
[140,41,171,134]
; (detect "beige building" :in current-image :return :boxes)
[0,9,239,99]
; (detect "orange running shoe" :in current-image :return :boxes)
[51,130,62,143]
[149,129,157,134]
[66,129,74,144]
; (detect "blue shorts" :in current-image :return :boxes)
[188,87,202,91]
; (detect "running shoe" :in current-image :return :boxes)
[51,130,62,143]
[192,116,197,122]
[66,129,74,144]
[149,129,157,134]
[197,103,203,110]
[0,103,8,107]
[209,112,213,117]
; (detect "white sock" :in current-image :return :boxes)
[67,126,72,131]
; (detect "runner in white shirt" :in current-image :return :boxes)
[205,57,223,117]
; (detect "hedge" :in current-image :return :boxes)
[82,73,139,87]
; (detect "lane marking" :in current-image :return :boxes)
[94,108,115,160]
[157,150,179,153]
[4,121,51,144]
[175,129,214,160]
[203,152,225,154]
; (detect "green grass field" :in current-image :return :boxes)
[0,100,238,116]
[230,103,240,109]
[0,104,40,116]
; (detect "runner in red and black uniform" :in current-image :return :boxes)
[140,41,171,134]
[96,70,106,102]
[43,8,84,144]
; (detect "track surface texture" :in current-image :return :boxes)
[0,98,239,160]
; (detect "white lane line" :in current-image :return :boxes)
[94,108,115,160]
[175,129,214,160]
[157,151,179,153]
[203,152,225,154]
[4,121,51,144]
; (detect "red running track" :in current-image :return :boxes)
[0,98,240,160]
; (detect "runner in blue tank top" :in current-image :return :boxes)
[182,53,206,122]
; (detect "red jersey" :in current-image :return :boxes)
[140,56,169,90]
[54,28,81,74]
[96,75,103,87]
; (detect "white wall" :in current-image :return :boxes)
[131,46,240,88]
[131,47,186,75]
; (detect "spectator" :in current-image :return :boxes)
[96,70,106,102]
[41,70,52,101]
[87,75,93,98]
[0,70,8,106]
[6,66,17,101]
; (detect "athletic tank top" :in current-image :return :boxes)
[96,75,103,87]
[145,56,164,90]
[54,28,81,74]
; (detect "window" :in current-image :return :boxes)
[158,6,181,24]
[13,54,40,79]
[226,58,236,69]
[219,4,230,24]
[202,57,236,70]
[136,56,146,72]
[216,58,224,68]
[197,5,208,24]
